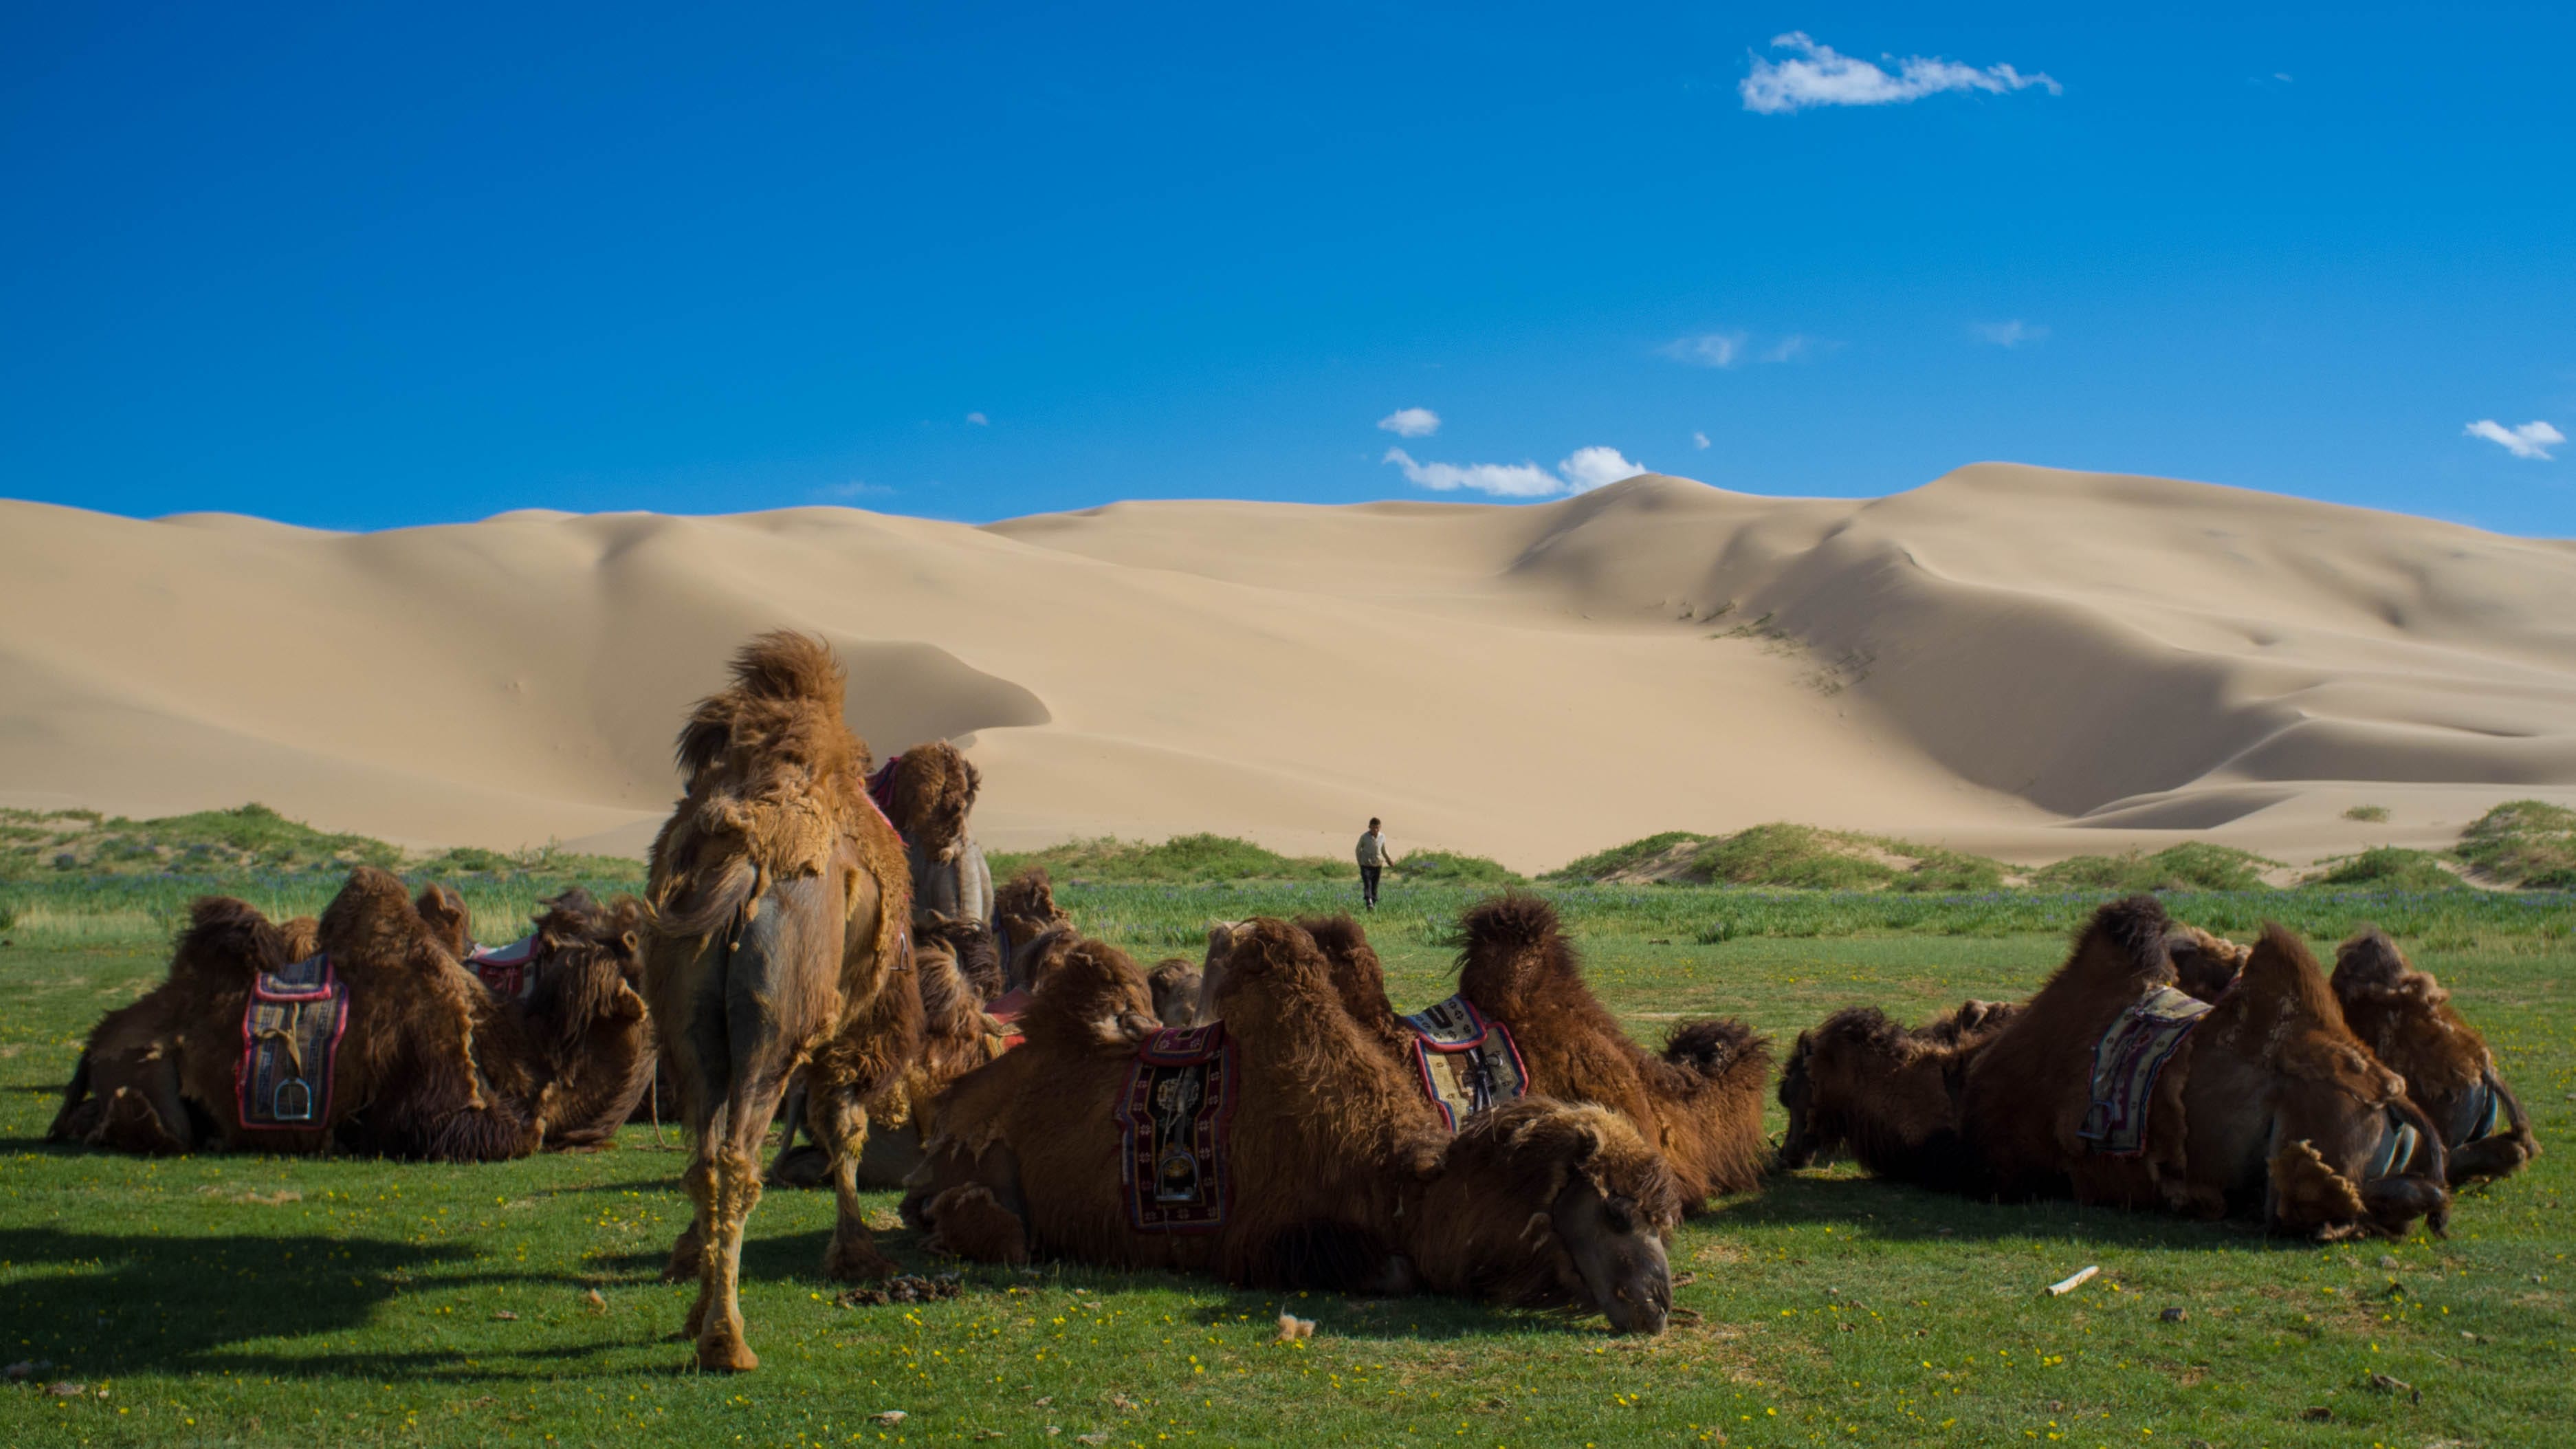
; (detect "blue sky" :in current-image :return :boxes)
[4,3,2570,534]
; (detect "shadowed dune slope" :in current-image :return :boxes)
[5,465,2573,871]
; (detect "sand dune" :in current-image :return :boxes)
[4,464,2573,872]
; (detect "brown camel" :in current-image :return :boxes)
[50,871,650,1160]
[903,920,1678,1331]
[993,865,1073,988]
[2331,929,2538,1188]
[1798,896,2450,1239]
[2165,925,2253,1003]
[1451,893,1771,1208]
[878,741,994,928]
[1146,957,1205,1028]
[644,631,916,1373]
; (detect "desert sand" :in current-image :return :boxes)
[3,464,2573,873]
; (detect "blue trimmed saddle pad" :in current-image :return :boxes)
[237,953,349,1130]
[2078,984,2212,1157]
[1116,1023,1235,1232]
[1400,994,1529,1131]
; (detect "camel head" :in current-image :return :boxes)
[2166,926,2250,1004]
[1774,1027,1823,1169]
[1020,936,1160,1051]
[414,884,473,959]
[889,743,980,864]
[520,889,649,1071]
[1145,958,1204,1028]
[1455,1101,1679,1335]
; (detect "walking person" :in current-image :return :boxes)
[1356,818,1396,911]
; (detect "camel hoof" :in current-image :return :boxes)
[695,1333,759,1373]
[824,1234,898,1283]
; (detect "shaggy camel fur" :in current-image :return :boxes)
[993,866,1073,988]
[2166,926,2254,1003]
[903,922,1680,1331]
[2332,930,2538,1188]
[1453,894,1771,1209]
[50,872,651,1160]
[1146,958,1205,1028]
[770,910,1013,1190]
[1950,897,2450,1238]
[646,631,915,1372]
[1776,1002,2007,1193]
[883,742,994,928]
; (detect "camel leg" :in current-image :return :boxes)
[817,1085,898,1281]
[687,1093,775,1372]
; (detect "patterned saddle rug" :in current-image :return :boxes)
[2078,984,2213,1157]
[1116,1023,1236,1232]
[463,934,538,999]
[985,986,1031,1051]
[237,953,350,1130]
[1400,994,1529,1131]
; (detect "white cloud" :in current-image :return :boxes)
[1693,431,1712,450]
[1662,332,1746,368]
[1557,446,1649,492]
[1974,319,2049,347]
[1741,32,2060,115]
[1763,334,1821,363]
[1376,406,1441,438]
[2465,419,2564,460]
[965,411,989,426]
[1383,445,1648,498]
[814,480,894,501]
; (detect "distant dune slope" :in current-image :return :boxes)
[5,465,2572,871]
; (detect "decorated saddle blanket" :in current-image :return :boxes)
[1116,1023,1237,1232]
[463,934,539,1000]
[1400,994,1529,1131]
[866,755,905,841]
[985,987,1031,1051]
[2078,985,2213,1157]
[237,953,350,1130]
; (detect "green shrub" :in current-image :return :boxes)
[1393,849,1524,886]
[2304,847,2462,891]
[1691,824,1898,890]
[1540,831,1710,884]
[989,834,1349,884]
[2032,843,2278,893]
[2343,804,2390,822]
[2455,800,2576,889]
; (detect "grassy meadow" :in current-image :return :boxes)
[3,860,2571,1448]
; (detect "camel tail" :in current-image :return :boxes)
[651,858,760,941]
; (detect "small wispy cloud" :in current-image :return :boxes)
[1662,333,1746,368]
[1742,32,2060,115]
[1693,431,1712,450]
[965,411,989,426]
[1974,319,2049,347]
[1376,406,1441,439]
[1383,446,1647,498]
[813,480,894,501]
[1762,334,1823,363]
[2465,419,2564,460]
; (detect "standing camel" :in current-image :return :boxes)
[646,632,916,1372]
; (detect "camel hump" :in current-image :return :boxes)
[2074,894,2175,985]
[1663,1018,1771,1082]
[175,895,291,982]
[318,865,441,965]
[2331,928,2446,1006]
[2234,922,2344,1026]
[1455,891,1574,1014]
[725,630,847,709]
[1295,913,1374,964]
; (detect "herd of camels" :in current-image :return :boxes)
[46,632,2541,1373]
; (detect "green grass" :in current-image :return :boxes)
[2455,800,2576,889]
[1385,849,1524,886]
[3,878,2571,1446]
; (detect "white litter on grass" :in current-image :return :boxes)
[2045,1265,2100,1296]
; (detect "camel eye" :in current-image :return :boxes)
[1603,1197,1636,1233]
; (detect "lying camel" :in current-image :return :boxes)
[1451,894,1770,1208]
[993,866,1073,989]
[2331,929,2538,1188]
[1782,897,2450,1240]
[903,920,1677,1332]
[50,871,651,1159]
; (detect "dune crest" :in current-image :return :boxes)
[4,465,2572,870]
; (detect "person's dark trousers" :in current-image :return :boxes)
[1361,865,1382,909]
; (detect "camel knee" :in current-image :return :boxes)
[923,1184,1029,1265]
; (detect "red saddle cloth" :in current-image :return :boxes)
[464,934,539,999]
[237,953,349,1130]
[866,755,905,841]
[2078,984,2214,1157]
[1399,994,1530,1131]
[1116,1023,1237,1233]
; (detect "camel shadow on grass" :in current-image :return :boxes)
[0,1225,637,1382]
[1734,1168,2342,1255]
